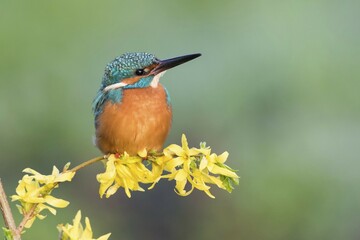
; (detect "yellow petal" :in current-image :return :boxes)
[174,179,194,197]
[148,176,162,190]
[51,166,60,176]
[164,144,184,157]
[55,171,76,183]
[44,195,69,208]
[97,169,116,183]
[175,178,187,195]
[216,151,229,164]
[188,148,201,156]
[24,216,36,228]
[121,156,143,164]
[15,204,23,214]
[107,154,117,161]
[182,159,191,174]
[188,173,210,191]
[22,168,42,176]
[36,213,46,220]
[194,147,212,156]
[37,203,57,215]
[11,195,21,201]
[14,180,26,196]
[105,184,120,198]
[116,164,133,179]
[97,158,117,197]
[72,211,82,237]
[127,163,148,181]
[174,169,187,181]
[97,233,112,240]
[206,153,217,163]
[59,224,73,239]
[149,163,163,180]
[82,217,93,238]
[199,156,208,171]
[99,181,113,198]
[154,155,167,165]
[207,163,239,178]
[204,175,225,189]
[181,134,189,151]
[204,189,216,199]
[161,171,177,180]
[122,179,132,198]
[164,157,184,171]
[22,195,45,204]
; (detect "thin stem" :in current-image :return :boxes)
[16,204,37,234]
[0,179,21,240]
[69,156,105,172]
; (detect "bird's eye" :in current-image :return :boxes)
[135,69,145,76]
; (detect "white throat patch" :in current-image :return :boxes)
[103,82,128,92]
[150,71,166,88]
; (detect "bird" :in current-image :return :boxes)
[92,52,201,155]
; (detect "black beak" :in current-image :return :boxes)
[151,53,201,75]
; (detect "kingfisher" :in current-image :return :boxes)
[92,52,201,155]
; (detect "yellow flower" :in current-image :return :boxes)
[11,164,75,228]
[163,134,239,198]
[58,210,111,240]
[96,153,163,198]
[96,134,239,199]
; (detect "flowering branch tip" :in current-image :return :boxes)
[58,210,111,240]
[11,164,76,229]
[97,134,239,199]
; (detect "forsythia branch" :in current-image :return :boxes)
[1,156,106,239]
[97,134,240,199]
[0,179,20,240]
[2,134,239,239]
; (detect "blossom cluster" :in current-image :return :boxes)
[58,210,111,240]
[97,134,239,198]
[11,163,75,228]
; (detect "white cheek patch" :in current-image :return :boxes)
[104,82,128,92]
[150,71,166,88]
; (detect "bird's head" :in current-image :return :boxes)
[100,52,201,91]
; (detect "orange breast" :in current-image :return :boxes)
[95,84,172,155]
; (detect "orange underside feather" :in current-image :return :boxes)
[95,84,172,155]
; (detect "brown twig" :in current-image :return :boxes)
[0,178,21,240]
[69,156,105,172]
[16,204,38,235]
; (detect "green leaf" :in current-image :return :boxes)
[190,160,197,169]
[200,142,207,149]
[220,175,240,193]
[217,163,238,172]
[2,227,13,240]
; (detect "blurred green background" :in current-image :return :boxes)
[1,0,360,239]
